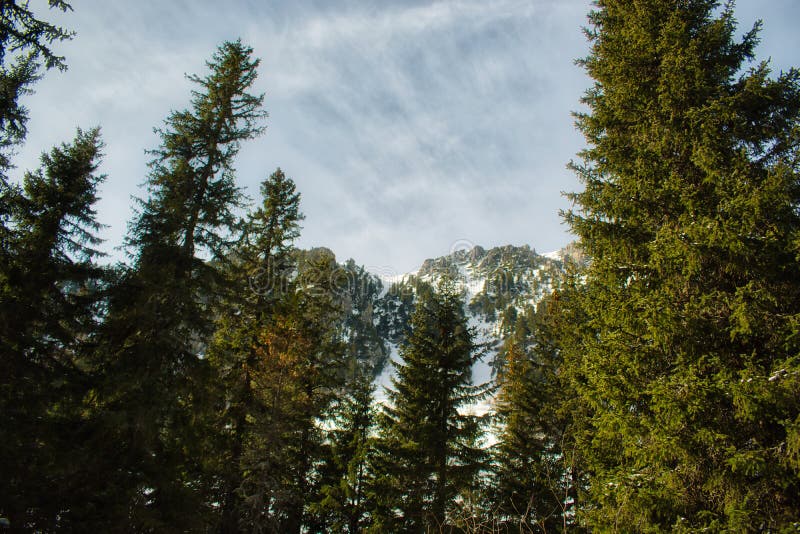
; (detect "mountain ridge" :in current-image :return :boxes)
[293,242,582,386]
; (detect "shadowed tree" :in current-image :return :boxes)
[92,40,266,530]
[232,251,348,534]
[312,364,377,533]
[206,167,305,533]
[1,0,74,265]
[491,265,589,532]
[0,128,106,530]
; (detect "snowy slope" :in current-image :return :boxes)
[365,244,573,415]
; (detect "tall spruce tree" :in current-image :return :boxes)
[566,1,800,529]
[492,309,566,531]
[206,167,304,533]
[372,276,488,532]
[0,128,105,530]
[93,40,266,530]
[234,251,347,534]
[1,0,75,336]
[0,0,77,343]
[0,1,73,264]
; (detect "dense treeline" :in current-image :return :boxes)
[1,0,798,532]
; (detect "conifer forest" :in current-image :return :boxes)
[1,1,799,532]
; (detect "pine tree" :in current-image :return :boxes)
[0,128,106,530]
[493,311,558,531]
[206,167,304,532]
[0,0,78,344]
[491,275,587,532]
[566,1,800,529]
[372,276,488,531]
[0,0,73,172]
[1,0,73,316]
[92,40,266,530]
[0,1,74,266]
[235,252,347,534]
[313,365,376,533]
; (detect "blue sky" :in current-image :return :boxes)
[14,0,800,273]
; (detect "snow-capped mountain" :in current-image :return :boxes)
[369,244,572,401]
[293,243,583,405]
[291,244,580,399]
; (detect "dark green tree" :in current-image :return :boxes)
[206,167,304,533]
[244,168,303,268]
[372,276,488,532]
[492,311,559,532]
[234,251,347,534]
[566,0,800,529]
[491,273,588,532]
[0,1,73,272]
[0,0,73,172]
[312,365,376,533]
[92,40,266,530]
[0,128,105,530]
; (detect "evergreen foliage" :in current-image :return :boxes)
[372,276,488,532]
[0,128,105,530]
[206,167,306,532]
[4,1,800,531]
[493,311,564,531]
[234,256,347,534]
[313,366,376,533]
[1,0,74,312]
[491,269,588,532]
[566,0,800,529]
[0,0,73,172]
[91,40,266,530]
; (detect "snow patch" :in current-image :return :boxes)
[374,342,401,403]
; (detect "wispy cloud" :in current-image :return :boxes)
[235,0,591,269]
[14,0,796,272]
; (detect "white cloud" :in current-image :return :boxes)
[11,0,794,271]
